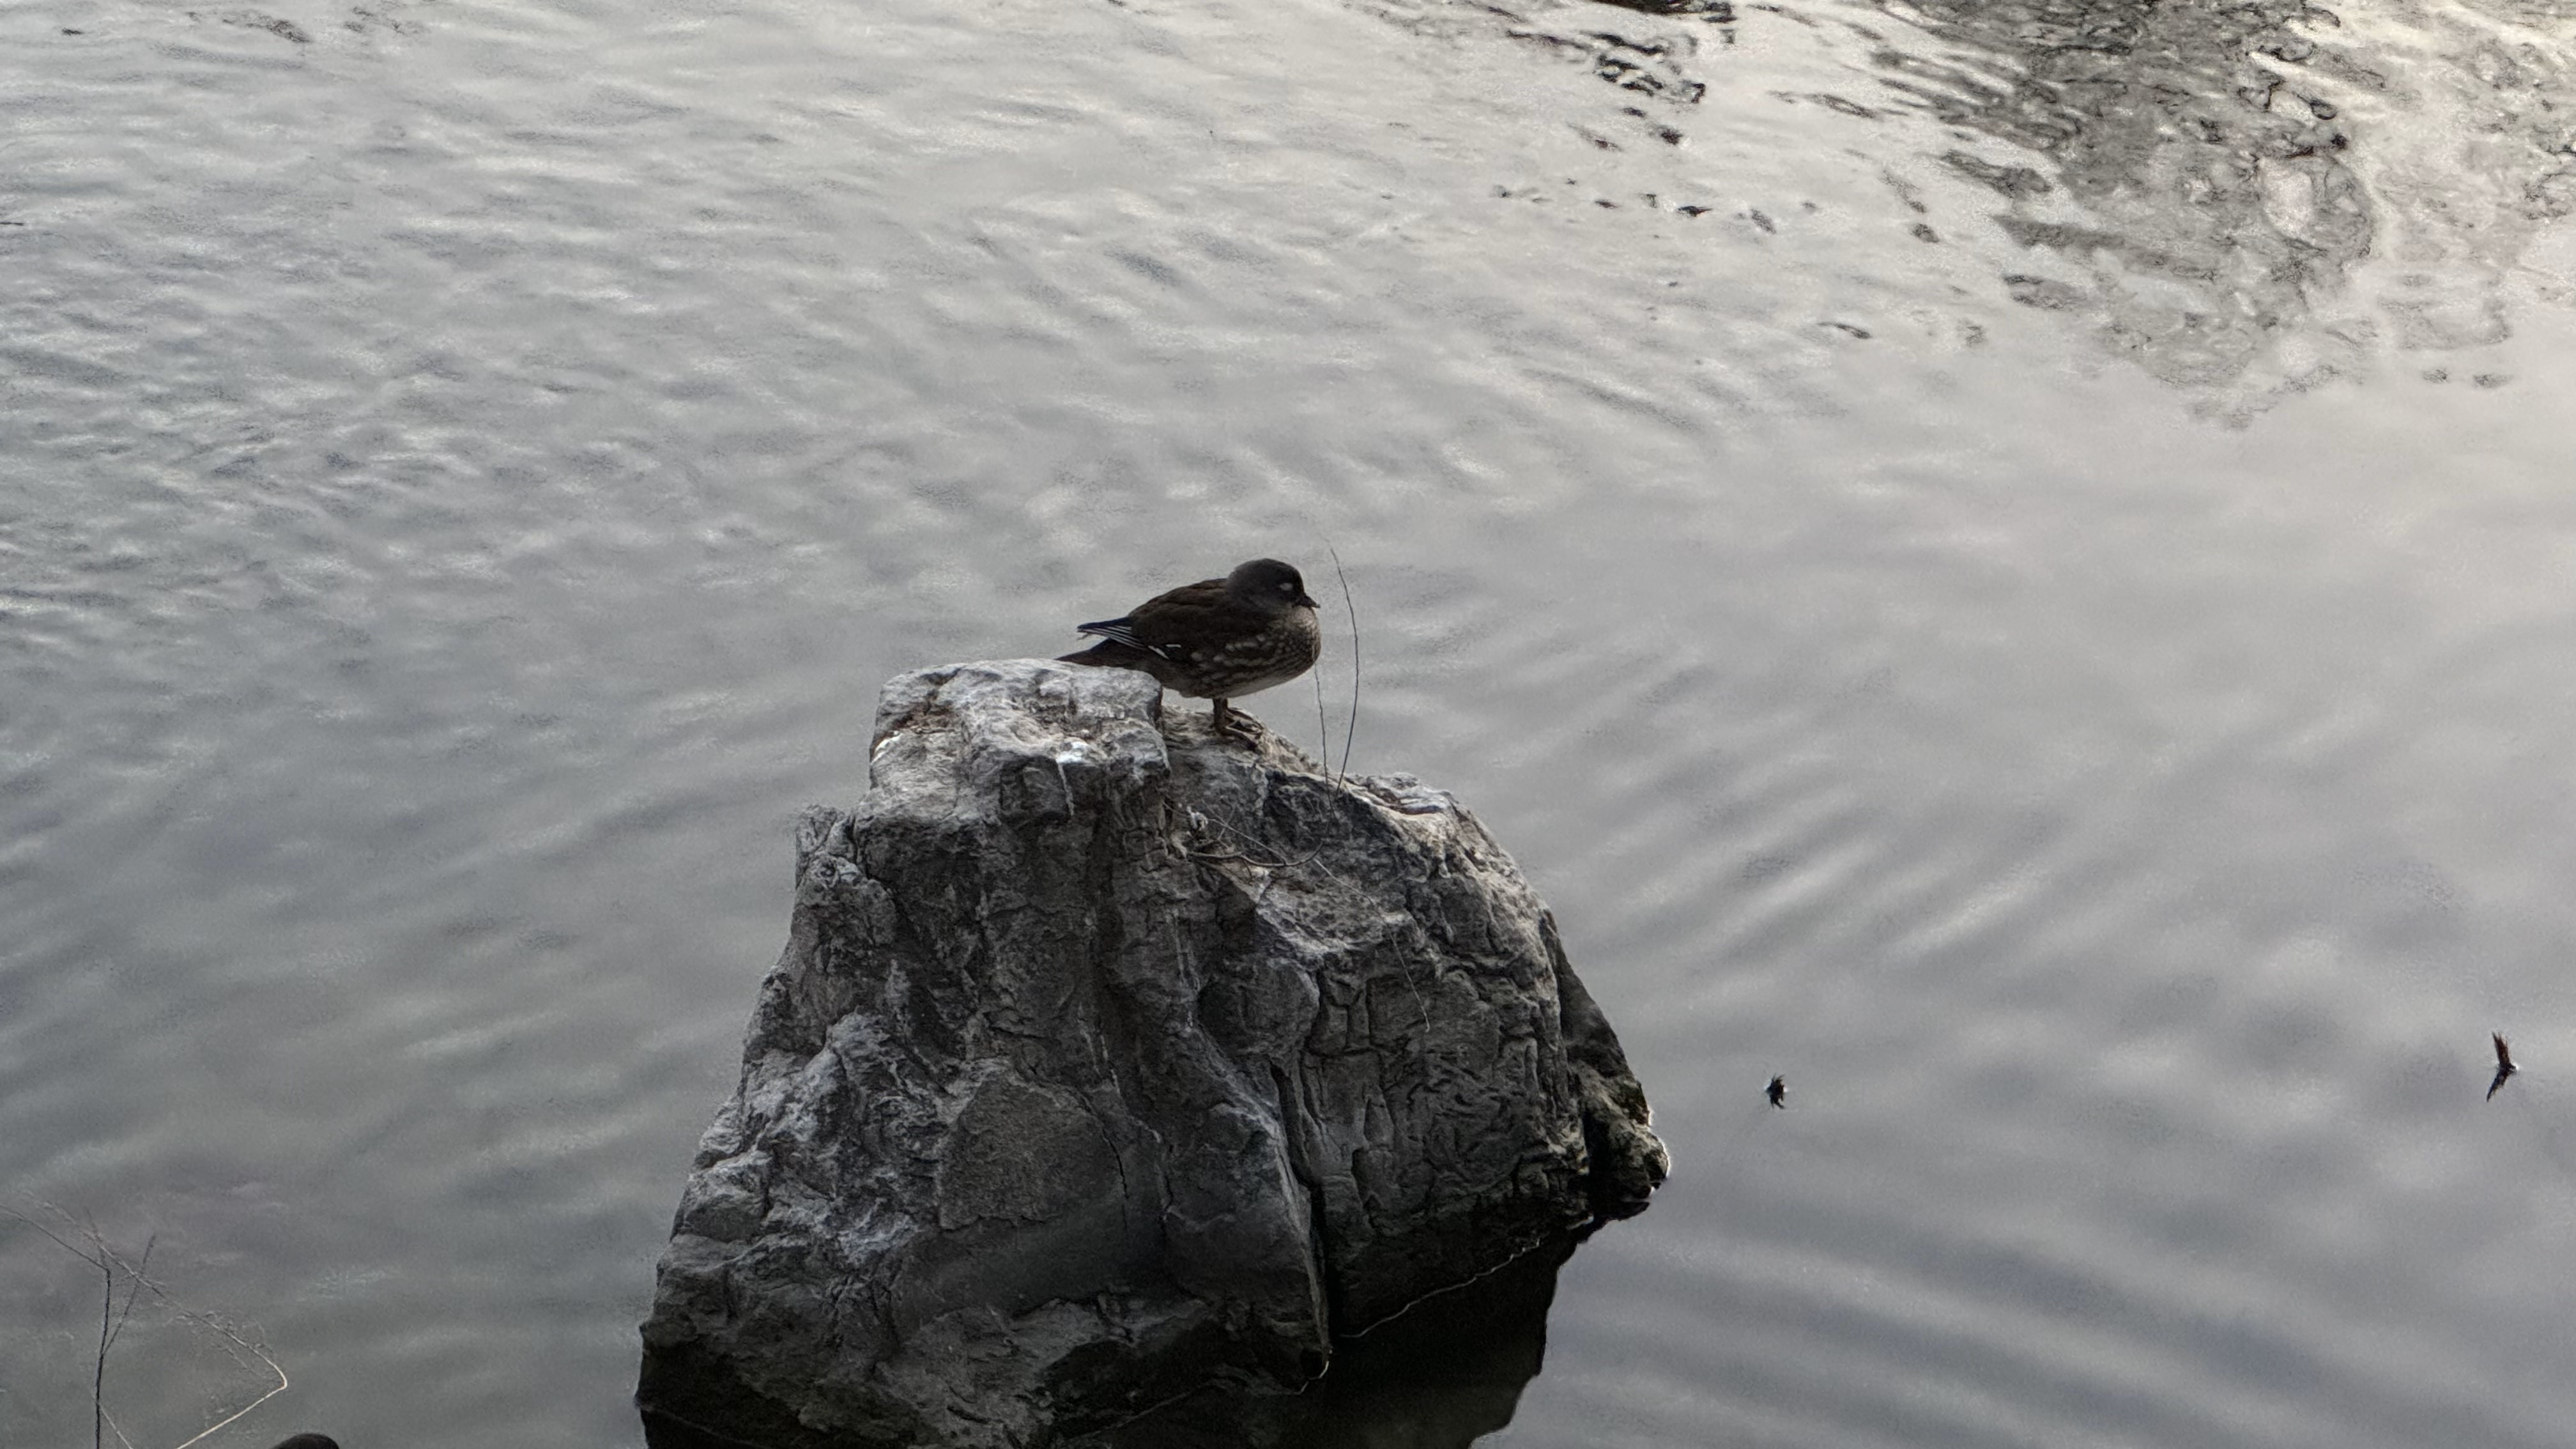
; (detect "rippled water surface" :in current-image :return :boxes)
[7,0,2576,1442]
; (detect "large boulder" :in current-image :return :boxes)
[638,660,1667,1448]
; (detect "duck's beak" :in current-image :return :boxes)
[1295,590,1320,609]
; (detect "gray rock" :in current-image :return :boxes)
[638,660,1667,1448]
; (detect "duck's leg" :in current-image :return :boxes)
[1211,697,1260,742]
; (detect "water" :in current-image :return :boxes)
[5,0,2575,1443]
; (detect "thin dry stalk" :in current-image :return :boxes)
[4,1206,117,1449]
[106,1233,155,1360]
[91,1213,111,1449]
[95,1233,292,1449]
[1322,542,1361,785]
[1312,667,1331,776]
[96,1232,156,1449]
[5,1202,291,1449]
[160,1319,289,1449]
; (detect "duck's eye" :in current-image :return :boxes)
[1279,581,1295,593]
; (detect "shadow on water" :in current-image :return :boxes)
[638,1237,1574,1449]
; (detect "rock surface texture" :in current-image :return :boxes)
[638,660,1667,1448]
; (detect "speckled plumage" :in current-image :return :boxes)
[1059,558,1322,733]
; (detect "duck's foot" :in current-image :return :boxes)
[1211,699,1264,744]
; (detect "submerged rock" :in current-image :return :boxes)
[638,660,1667,1448]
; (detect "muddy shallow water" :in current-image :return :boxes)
[5,0,2576,1443]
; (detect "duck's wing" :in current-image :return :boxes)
[1072,615,1153,652]
[1078,576,1241,656]
[2495,1032,2516,1070]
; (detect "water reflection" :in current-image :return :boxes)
[635,1237,1575,1449]
[1403,0,2576,400]
[1085,1237,1576,1449]
[1851,0,2576,392]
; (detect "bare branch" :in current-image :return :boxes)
[8,1201,293,1449]
[105,1233,155,1358]
[164,1326,289,1449]
[89,1213,111,1449]
[3,1207,98,1266]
